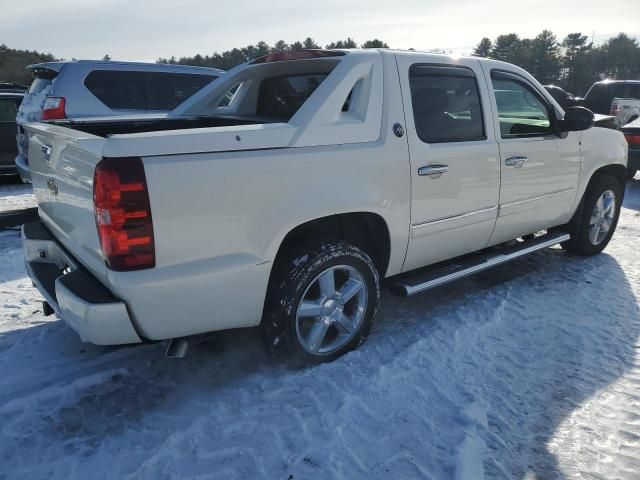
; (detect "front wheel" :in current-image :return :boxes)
[562,174,622,256]
[262,240,380,364]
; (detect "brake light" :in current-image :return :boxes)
[93,157,155,271]
[625,134,640,146]
[41,97,66,120]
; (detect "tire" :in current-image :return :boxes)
[262,240,380,364]
[628,168,637,181]
[562,174,622,256]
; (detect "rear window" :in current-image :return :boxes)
[28,77,52,95]
[84,70,217,111]
[147,72,215,110]
[257,74,327,121]
[586,83,640,114]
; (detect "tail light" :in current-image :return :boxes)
[625,134,640,146]
[93,157,155,271]
[41,97,66,120]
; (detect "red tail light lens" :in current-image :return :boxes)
[41,97,66,120]
[625,134,640,146]
[93,157,155,271]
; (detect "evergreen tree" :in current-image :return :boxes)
[302,37,320,49]
[326,38,358,49]
[361,39,389,48]
[491,34,521,63]
[530,30,560,84]
[472,37,492,58]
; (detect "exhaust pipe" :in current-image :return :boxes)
[165,338,189,358]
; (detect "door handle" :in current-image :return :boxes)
[505,155,528,167]
[418,164,449,176]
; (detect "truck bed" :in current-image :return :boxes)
[49,115,268,137]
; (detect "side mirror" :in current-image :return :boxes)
[561,106,594,132]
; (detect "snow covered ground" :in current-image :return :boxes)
[1,177,639,480]
[0,176,36,210]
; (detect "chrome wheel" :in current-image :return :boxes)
[295,265,368,355]
[589,189,616,245]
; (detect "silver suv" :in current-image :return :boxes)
[15,60,224,182]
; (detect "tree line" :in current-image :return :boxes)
[472,31,640,95]
[1,33,638,96]
[0,44,56,84]
[156,38,388,71]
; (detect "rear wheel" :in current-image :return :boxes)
[562,175,622,256]
[262,240,380,364]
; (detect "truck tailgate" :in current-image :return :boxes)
[25,123,108,284]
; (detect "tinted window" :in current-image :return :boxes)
[257,74,327,121]
[85,70,216,111]
[0,99,18,122]
[491,74,552,137]
[409,65,485,143]
[85,71,147,110]
[147,72,216,110]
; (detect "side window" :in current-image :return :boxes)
[0,99,18,122]
[491,73,553,137]
[217,83,241,107]
[257,74,328,121]
[409,65,485,143]
[85,70,147,110]
[147,72,216,110]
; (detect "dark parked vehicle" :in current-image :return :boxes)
[544,85,579,110]
[580,80,640,115]
[0,92,24,175]
[544,84,618,130]
[622,117,640,180]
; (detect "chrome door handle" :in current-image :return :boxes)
[505,155,528,167]
[418,164,449,176]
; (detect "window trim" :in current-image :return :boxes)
[408,63,487,145]
[490,69,559,139]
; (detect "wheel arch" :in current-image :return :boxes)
[270,212,392,279]
[588,164,628,192]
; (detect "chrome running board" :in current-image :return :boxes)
[389,232,570,297]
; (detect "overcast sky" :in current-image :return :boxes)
[2,0,639,62]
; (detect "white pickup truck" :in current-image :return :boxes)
[22,49,628,363]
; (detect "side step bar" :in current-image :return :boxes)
[389,232,570,297]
